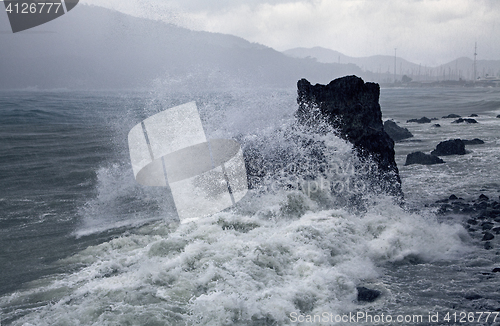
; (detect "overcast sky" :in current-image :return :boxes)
[81,0,499,66]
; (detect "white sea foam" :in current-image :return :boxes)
[2,186,470,325]
[2,87,499,326]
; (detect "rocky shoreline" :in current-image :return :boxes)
[433,194,500,251]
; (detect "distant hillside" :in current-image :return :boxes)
[284,47,500,82]
[284,47,420,80]
[0,6,369,90]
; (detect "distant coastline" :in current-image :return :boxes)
[380,78,500,88]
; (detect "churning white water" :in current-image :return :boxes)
[1,86,500,325]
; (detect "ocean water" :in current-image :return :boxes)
[0,86,499,325]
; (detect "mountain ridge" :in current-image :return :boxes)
[0,5,369,90]
[284,46,500,82]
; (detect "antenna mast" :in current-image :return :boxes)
[394,48,397,83]
[473,42,477,83]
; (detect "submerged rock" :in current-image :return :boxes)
[442,114,461,118]
[357,287,381,302]
[453,118,478,124]
[482,232,495,241]
[482,222,494,230]
[433,124,441,127]
[383,120,413,142]
[479,194,489,201]
[296,76,403,198]
[465,293,483,300]
[405,151,445,166]
[431,139,466,156]
[463,138,485,145]
[469,114,479,117]
[407,117,431,123]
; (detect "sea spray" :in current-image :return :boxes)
[2,87,500,325]
[2,197,469,325]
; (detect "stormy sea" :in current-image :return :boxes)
[1,85,500,325]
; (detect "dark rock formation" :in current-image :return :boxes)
[482,232,494,241]
[435,194,500,245]
[469,114,479,117]
[497,115,500,119]
[383,120,413,142]
[465,293,483,300]
[296,76,402,198]
[453,118,478,124]
[431,139,466,156]
[479,194,489,201]
[463,138,485,145]
[433,124,441,127]
[407,117,431,123]
[405,151,445,166]
[482,222,494,230]
[442,114,461,118]
[357,287,381,302]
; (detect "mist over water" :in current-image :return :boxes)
[1,86,500,325]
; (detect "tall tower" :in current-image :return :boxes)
[473,42,477,83]
[394,48,397,83]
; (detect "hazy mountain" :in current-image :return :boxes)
[284,46,500,82]
[284,46,420,75]
[0,6,368,90]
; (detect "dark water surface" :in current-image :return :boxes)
[0,87,499,325]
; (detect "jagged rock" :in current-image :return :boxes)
[296,76,403,198]
[383,120,413,142]
[442,114,461,118]
[479,194,489,201]
[465,293,483,300]
[449,194,458,200]
[434,124,441,127]
[407,117,431,123]
[431,139,466,156]
[469,114,479,117]
[357,287,381,302]
[475,202,489,211]
[405,151,445,166]
[482,222,494,230]
[463,138,485,145]
[482,232,495,241]
[453,118,478,124]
